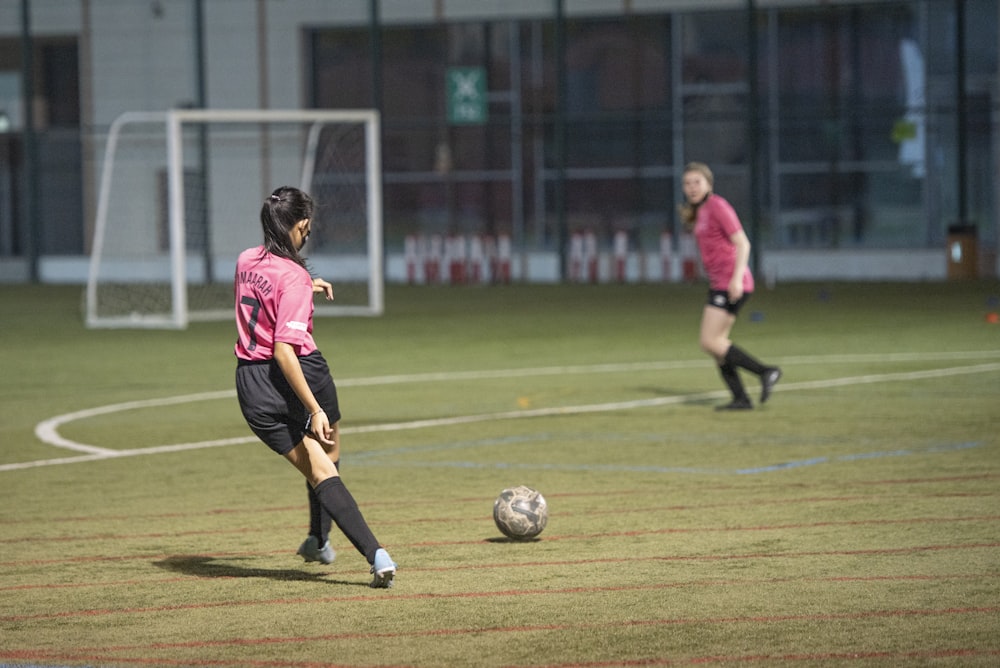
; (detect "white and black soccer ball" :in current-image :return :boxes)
[493,485,548,540]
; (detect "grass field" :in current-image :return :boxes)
[1,280,999,667]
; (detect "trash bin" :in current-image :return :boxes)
[947,224,978,280]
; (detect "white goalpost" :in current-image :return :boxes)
[86,108,384,329]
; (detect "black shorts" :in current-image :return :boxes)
[707,289,752,316]
[235,350,342,455]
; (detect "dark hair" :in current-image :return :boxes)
[259,186,314,269]
[678,161,714,228]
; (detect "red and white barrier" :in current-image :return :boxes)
[403,234,513,285]
[568,233,582,282]
[446,235,466,285]
[405,235,419,284]
[424,235,443,284]
[467,236,484,284]
[406,234,517,285]
[613,230,628,282]
[495,235,511,283]
[660,231,672,282]
[680,231,698,282]
[583,230,598,283]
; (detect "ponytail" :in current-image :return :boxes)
[259,186,314,269]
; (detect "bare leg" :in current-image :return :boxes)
[304,422,341,551]
[698,304,736,363]
[699,305,750,408]
[284,434,339,486]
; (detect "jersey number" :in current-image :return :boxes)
[240,296,261,351]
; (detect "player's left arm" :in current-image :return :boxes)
[273,341,335,446]
[728,229,751,302]
[312,278,334,301]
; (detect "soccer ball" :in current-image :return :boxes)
[493,485,548,540]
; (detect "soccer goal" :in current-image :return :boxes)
[85,109,384,329]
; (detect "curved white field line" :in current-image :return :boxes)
[7,351,999,472]
[32,390,236,456]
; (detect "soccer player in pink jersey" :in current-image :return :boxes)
[680,162,781,411]
[234,186,396,587]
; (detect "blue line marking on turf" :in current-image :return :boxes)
[837,449,913,461]
[350,434,544,461]
[355,439,984,476]
[736,457,830,474]
[925,441,981,453]
[375,460,730,474]
[733,442,983,475]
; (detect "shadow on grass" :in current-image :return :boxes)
[634,386,720,406]
[153,555,365,587]
[484,536,543,544]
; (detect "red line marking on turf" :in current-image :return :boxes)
[0,547,295,568]
[0,575,192,592]
[410,544,1000,570]
[6,647,999,668]
[683,472,1000,495]
[0,527,246,545]
[859,473,1000,485]
[2,520,999,571]
[2,473,997,529]
[1,481,994,530]
[4,649,999,668]
[3,563,997,597]
[4,608,998,668]
[524,648,1000,667]
[3,566,999,624]
[390,492,1000,525]
[406,520,1000,549]
[0,504,306,526]
[1,647,410,668]
[3,513,998,562]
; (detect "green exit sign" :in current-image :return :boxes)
[447,67,487,125]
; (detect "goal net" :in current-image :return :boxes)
[86,109,384,328]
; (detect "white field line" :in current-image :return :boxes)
[7,352,1000,473]
[32,390,236,456]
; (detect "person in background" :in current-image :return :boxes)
[680,162,781,410]
[234,185,397,587]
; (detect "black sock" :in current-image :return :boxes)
[306,481,332,543]
[306,460,340,542]
[718,362,749,402]
[312,476,380,564]
[725,344,768,376]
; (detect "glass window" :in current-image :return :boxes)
[308,29,372,109]
[770,3,927,248]
[307,2,997,258]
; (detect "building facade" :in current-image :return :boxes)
[0,0,997,283]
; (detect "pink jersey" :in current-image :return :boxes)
[233,246,318,361]
[693,194,754,293]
